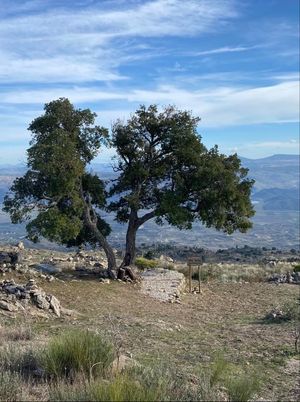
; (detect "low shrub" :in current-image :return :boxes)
[293,264,300,273]
[40,330,115,380]
[1,324,33,342]
[135,257,158,270]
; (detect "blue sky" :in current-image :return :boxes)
[0,0,299,164]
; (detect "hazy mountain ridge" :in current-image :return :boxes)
[0,154,299,250]
[0,154,299,208]
[239,154,299,190]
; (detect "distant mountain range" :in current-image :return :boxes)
[0,154,299,211]
[253,188,299,211]
[239,154,299,191]
[0,154,299,249]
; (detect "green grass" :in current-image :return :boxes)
[226,372,260,402]
[40,330,115,380]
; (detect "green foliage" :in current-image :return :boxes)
[225,372,260,402]
[3,98,110,248]
[293,264,300,273]
[135,257,158,270]
[0,331,262,402]
[209,354,229,386]
[110,105,254,233]
[143,250,155,260]
[0,371,21,402]
[40,330,115,380]
[110,104,255,265]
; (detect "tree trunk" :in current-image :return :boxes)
[82,199,117,277]
[87,219,117,278]
[122,216,138,267]
[121,209,156,268]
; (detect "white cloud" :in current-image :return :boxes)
[0,0,236,83]
[239,139,300,150]
[1,79,299,128]
[189,45,258,56]
[127,80,299,126]
[1,87,126,104]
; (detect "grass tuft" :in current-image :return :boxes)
[226,371,260,402]
[40,330,115,380]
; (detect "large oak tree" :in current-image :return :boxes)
[109,105,255,267]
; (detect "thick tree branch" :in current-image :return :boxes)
[138,210,156,226]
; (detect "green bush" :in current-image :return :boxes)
[40,330,115,380]
[135,257,158,270]
[0,371,21,401]
[293,264,300,273]
[143,250,155,260]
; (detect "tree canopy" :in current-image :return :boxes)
[3,98,117,274]
[109,105,255,266]
[3,99,255,276]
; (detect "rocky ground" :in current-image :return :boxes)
[0,243,299,401]
[140,268,186,303]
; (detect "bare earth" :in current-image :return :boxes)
[0,247,299,401]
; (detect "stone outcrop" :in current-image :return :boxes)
[268,271,300,284]
[140,268,186,303]
[0,279,61,316]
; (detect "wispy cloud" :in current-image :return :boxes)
[0,0,236,84]
[126,80,299,126]
[189,45,258,56]
[1,79,299,127]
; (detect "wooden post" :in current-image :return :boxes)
[198,265,201,293]
[188,263,192,293]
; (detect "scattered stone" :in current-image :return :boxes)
[17,241,25,250]
[268,271,300,284]
[0,279,62,317]
[0,299,17,311]
[140,269,186,302]
[99,278,110,284]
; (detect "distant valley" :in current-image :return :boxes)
[0,154,299,250]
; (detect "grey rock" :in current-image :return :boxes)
[99,278,110,284]
[33,293,50,310]
[49,295,60,317]
[0,300,17,311]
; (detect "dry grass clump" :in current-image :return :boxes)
[178,262,294,283]
[0,323,33,342]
